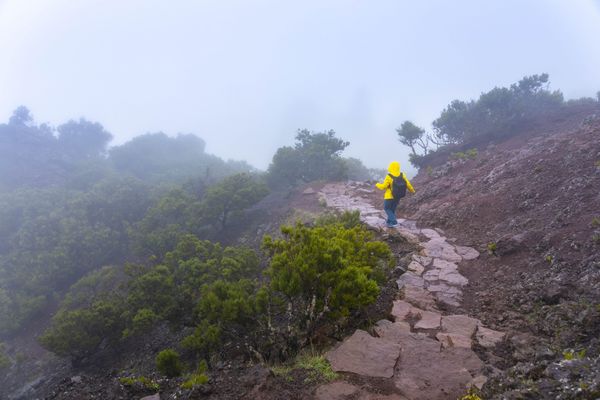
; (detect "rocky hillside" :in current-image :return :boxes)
[397,103,600,398]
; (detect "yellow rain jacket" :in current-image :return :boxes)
[375,161,415,200]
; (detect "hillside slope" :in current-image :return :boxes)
[397,103,600,397]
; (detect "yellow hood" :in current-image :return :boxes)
[387,161,400,176]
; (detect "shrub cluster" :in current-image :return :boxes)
[40,212,392,369]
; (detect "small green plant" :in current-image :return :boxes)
[181,373,209,389]
[460,393,483,400]
[180,359,209,389]
[465,148,478,158]
[595,160,600,168]
[563,349,586,360]
[451,148,478,161]
[591,217,600,228]
[119,376,160,391]
[451,151,467,160]
[156,348,183,377]
[296,353,338,383]
[545,255,554,264]
[315,210,361,229]
[487,242,497,254]
[270,351,337,383]
[426,165,433,176]
[271,364,293,379]
[592,234,600,245]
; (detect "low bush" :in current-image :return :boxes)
[156,348,183,377]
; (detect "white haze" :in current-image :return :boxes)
[1,0,600,176]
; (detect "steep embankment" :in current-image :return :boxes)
[397,106,600,397]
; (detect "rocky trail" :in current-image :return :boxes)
[314,182,506,400]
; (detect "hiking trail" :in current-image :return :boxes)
[314,181,505,400]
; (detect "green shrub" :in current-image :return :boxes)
[270,351,337,383]
[156,348,183,377]
[263,218,392,330]
[563,349,586,360]
[119,376,160,391]
[199,173,269,230]
[591,217,600,228]
[39,299,125,359]
[451,148,478,161]
[433,73,563,144]
[181,373,209,389]
[266,129,349,188]
[314,210,361,229]
[123,308,158,337]
[466,148,478,158]
[487,242,497,254]
[183,279,268,358]
[180,358,209,389]
[296,353,338,383]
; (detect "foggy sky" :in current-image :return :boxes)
[2,0,600,176]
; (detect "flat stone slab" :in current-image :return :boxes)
[432,258,458,272]
[411,254,432,267]
[441,315,480,338]
[438,270,469,286]
[436,332,472,349]
[402,286,437,311]
[455,245,480,260]
[407,261,424,275]
[397,219,419,231]
[396,272,425,289]
[414,310,442,330]
[316,382,409,400]
[420,228,442,239]
[476,326,506,348]
[434,292,461,308]
[326,330,401,378]
[394,228,420,244]
[470,375,488,390]
[391,300,418,321]
[423,269,440,282]
[362,216,387,228]
[374,319,412,342]
[315,381,360,400]
[394,333,484,400]
[426,283,462,295]
[421,238,462,262]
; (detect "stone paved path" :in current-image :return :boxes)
[315,182,505,400]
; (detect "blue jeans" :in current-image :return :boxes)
[384,199,399,225]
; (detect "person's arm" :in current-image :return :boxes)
[375,175,391,191]
[403,174,416,193]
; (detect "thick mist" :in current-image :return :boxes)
[1,0,600,175]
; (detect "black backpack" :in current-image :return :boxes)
[389,173,407,199]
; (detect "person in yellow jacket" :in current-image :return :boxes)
[375,161,415,227]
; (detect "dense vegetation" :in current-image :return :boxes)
[39,211,392,369]
[0,106,389,382]
[0,108,264,337]
[397,73,597,167]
